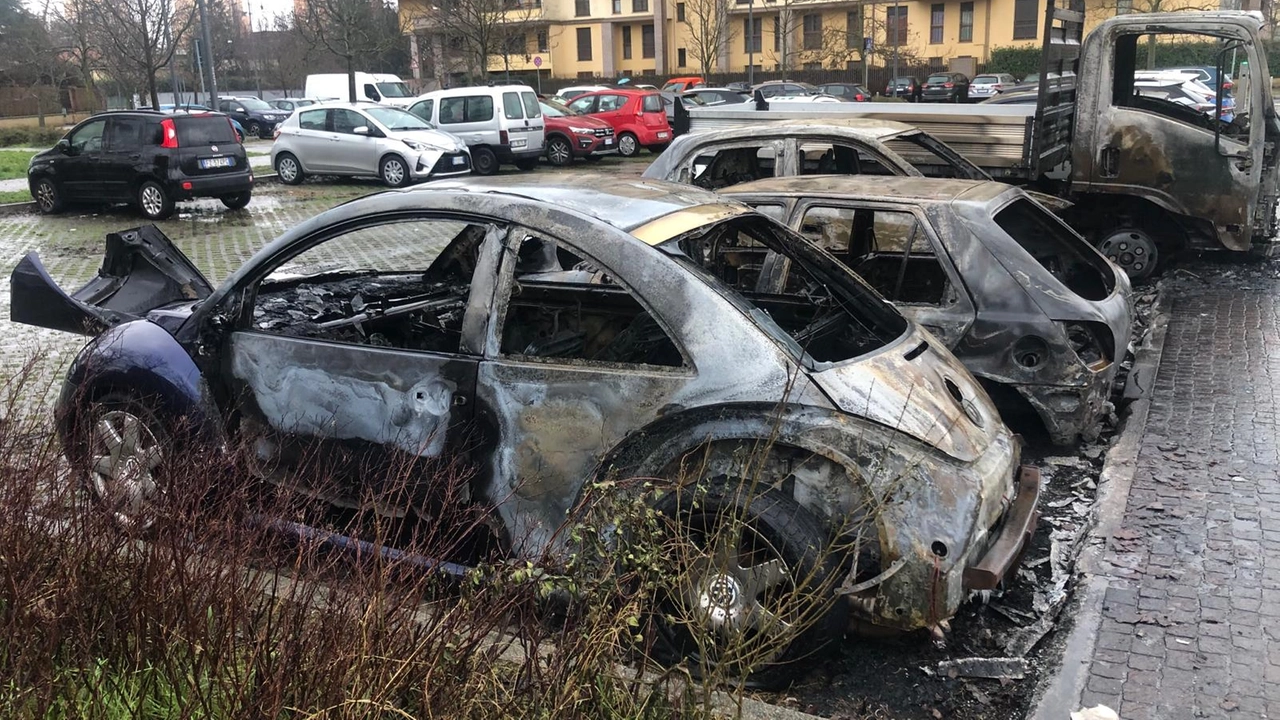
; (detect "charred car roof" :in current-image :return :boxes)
[723,174,1012,206]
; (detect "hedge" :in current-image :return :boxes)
[987,40,1280,79]
[0,126,69,148]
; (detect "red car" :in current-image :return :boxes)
[538,97,617,166]
[567,89,672,157]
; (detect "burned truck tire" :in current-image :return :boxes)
[645,479,844,689]
[1096,227,1159,282]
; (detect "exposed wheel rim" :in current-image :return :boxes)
[383,159,406,186]
[619,135,638,156]
[140,185,165,217]
[35,181,56,211]
[278,157,299,182]
[1098,228,1158,280]
[89,410,163,529]
[548,139,572,165]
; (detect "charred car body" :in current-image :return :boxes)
[11,177,1040,683]
[720,175,1132,445]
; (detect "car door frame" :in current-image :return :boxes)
[326,107,380,176]
[669,138,789,188]
[59,117,110,201]
[216,213,507,506]
[101,115,149,201]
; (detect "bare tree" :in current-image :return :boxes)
[408,0,541,84]
[50,0,99,100]
[803,8,921,71]
[258,15,315,95]
[682,0,737,77]
[296,0,407,102]
[91,0,195,109]
[1088,0,1217,68]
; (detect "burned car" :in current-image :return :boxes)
[720,175,1133,444]
[642,118,992,191]
[12,176,1039,684]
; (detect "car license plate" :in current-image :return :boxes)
[199,156,233,169]
[657,132,669,139]
[603,138,613,146]
[452,156,466,166]
[512,138,527,148]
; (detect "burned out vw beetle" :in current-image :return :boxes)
[720,175,1133,444]
[11,176,1039,684]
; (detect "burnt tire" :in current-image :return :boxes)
[220,190,252,210]
[137,180,174,220]
[644,479,843,689]
[471,146,498,175]
[275,152,304,185]
[33,177,63,214]
[68,393,172,533]
[618,132,641,158]
[546,136,574,166]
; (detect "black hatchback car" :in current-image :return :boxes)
[922,72,971,102]
[28,111,253,221]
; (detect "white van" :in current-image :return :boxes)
[406,85,545,175]
[304,73,414,108]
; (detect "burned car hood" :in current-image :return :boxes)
[809,326,998,464]
[11,225,213,336]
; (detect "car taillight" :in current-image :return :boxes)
[1063,321,1114,369]
[855,94,864,101]
[1223,81,1233,90]
[499,129,509,145]
[944,82,954,88]
[160,118,178,148]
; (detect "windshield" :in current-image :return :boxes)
[927,75,951,84]
[376,82,412,98]
[240,97,273,111]
[540,99,575,117]
[367,106,433,130]
[974,75,998,83]
[658,215,907,363]
[990,198,1115,301]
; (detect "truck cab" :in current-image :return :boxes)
[1069,12,1280,273]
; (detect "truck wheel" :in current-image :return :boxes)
[644,478,843,689]
[137,180,174,220]
[618,132,640,157]
[471,146,498,175]
[1097,227,1159,281]
[546,137,574,166]
[33,177,63,214]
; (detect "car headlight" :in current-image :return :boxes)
[403,139,438,152]
[568,126,596,134]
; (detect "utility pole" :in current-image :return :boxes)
[196,0,218,107]
[890,1,899,96]
[747,0,754,86]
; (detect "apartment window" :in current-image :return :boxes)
[744,16,762,52]
[612,0,621,11]
[502,32,524,54]
[642,23,655,58]
[846,8,863,50]
[677,47,687,66]
[802,13,821,50]
[959,1,974,41]
[577,27,592,60]
[622,25,633,58]
[578,70,595,78]
[677,2,685,20]
[886,6,907,46]
[575,0,589,15]
[632,0,648,11]
[930,4,944,43]
[1013,0,1038,39]
[537,28,549,52]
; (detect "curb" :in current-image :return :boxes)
[0,200,35,216]
[1028,288,1175,719]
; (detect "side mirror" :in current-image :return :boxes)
[56,138,71,154]
[353,126,370,136]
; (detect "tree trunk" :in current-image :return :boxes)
[347,55,357,102]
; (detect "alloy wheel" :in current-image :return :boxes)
[88,410,164,529]
[140,185,165,217]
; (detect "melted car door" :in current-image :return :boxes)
[224,218,503,508]
[474,229,696,553]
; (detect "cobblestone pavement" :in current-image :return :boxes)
[1077,264,1280,719]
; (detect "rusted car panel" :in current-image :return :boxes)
[1072,12,1280,253]
[721,175,1133,444]
[13,175,1039,641]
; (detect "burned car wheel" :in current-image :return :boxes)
[1097,227,1158,281]
[72,393,169,532]
[646,480,843,689]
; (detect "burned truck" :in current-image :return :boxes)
[681,7,1280,280]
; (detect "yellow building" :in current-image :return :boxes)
[401,0,1231,84]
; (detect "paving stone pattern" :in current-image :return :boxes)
[1080,275,1280,719]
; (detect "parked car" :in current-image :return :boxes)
[217,96,288,138]
[967,73,1017,99]
[661,76,705,93]
[979,90,1039,105]
[10,174,1039,687]
[406,85,545,175]
[537,97,615,165]
[720,175,1132,444]
[884,76,921,99]
[643,118,991,190]
[271,102,471,187]
[1159,65,1233,95]
[553,84,610,102]
[816,83,873,101]
[27,110,253,220]
[304,73,414,108]
[683,87,750,106]
[567,88,672,157]
[921,72,970,102]
[269,98,321,113]
[1133,72,1236,123]
[751,80,819,99]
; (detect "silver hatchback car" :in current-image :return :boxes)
[271,102,472,187]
